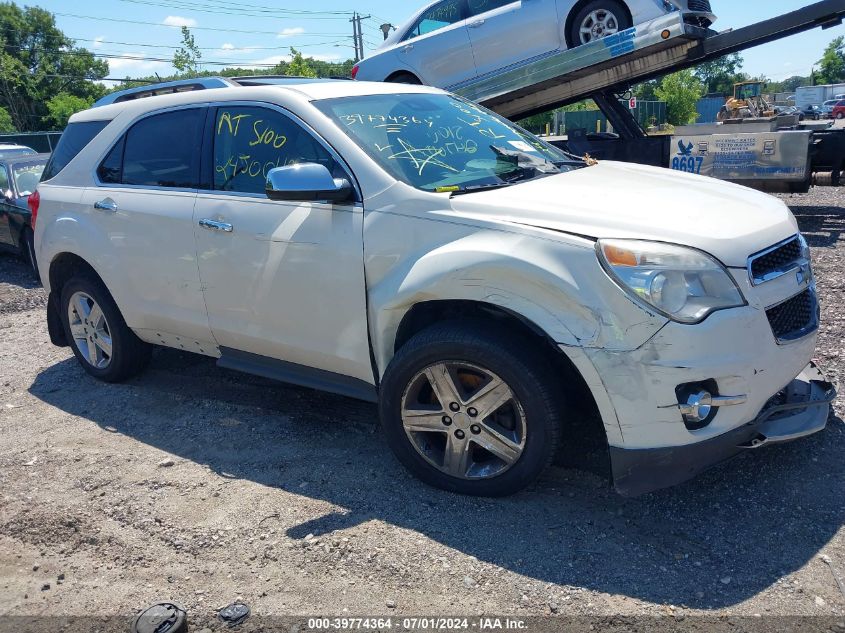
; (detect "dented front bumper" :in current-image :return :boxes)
[610,362,836,496]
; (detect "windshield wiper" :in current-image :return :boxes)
[448,182,514,196]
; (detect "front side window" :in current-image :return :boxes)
[97,109,204,188]
[0,166,9,193]
[315,93,581,193]
[467,0,514,16]
[212,105,341,195]
[406,0,465,39]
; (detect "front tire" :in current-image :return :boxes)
[567,0,632,48]
[60,274,151,383]
[379,321,562,497]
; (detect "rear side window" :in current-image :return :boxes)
[98,108,204,189]
[41,120,109,182]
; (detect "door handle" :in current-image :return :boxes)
[93,199,118,212]
[199,218,234,233]
[468,19,486,28]
[402,44,414,52]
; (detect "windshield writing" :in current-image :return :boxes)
[316,94,579,192]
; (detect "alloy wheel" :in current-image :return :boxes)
[400,362,527,480]
[579,9,620,44]
[67,291,113,369]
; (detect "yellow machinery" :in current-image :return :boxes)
[717,81,776,121]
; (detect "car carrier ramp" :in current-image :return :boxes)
[460,0,845,120]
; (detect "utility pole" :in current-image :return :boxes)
[350,13,358,62]
[350,12,371,62]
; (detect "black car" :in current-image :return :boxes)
[0,153,49,275]
[801,105,822,121]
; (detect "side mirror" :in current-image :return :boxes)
[3,189,13,202]
[265,163,353,203]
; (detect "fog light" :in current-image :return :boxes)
[676,381,748,431]
[681,390,713,423]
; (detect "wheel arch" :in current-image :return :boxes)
[390,299,613,476]
[564,0,634,48]
[385,70,423,84]
[46,252,111,347]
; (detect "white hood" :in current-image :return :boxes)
[448,161,798,267]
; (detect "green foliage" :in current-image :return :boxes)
[693,53,745,95]
[632,80,659,101]
[0,2,107,131]
[765,75,812,93]
[655,70,703,125]
[817,36,845,85]
[172,26,202,76]
[278,48,317,78]
[0,106,14,132]
[45,92,92,129]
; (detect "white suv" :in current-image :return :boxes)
[33,77,833,497]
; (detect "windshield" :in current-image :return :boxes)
[315,93,582,193]
[12,161,46,196]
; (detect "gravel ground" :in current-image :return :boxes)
[0,189,843,625]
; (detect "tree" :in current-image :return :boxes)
[0,2,107,131]
[766,75,812,94]
[655,70,703,125]
[0,106,14,132]
[693,53,744,95]
[172,26,202,76]
[284,48,317,78]
[817,36,845,85]
[633,80,659,101]
[45,92,92,129]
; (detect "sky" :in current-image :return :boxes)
[30,0,845,83]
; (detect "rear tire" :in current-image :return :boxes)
[60,274,151,383]
[386,72,422,85]
[379,321,562,497]
[567,0,632,48]
[837,112,844,120]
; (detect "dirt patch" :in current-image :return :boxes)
[0,190,843,621]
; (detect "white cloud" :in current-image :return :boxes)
[221,43,235,50]
[277,27,305,39]
[102,54,170,81]
[92,36,105,49]
[163,15,197,27]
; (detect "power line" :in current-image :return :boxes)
[2,43,304,68]
[71,37,349,51]
[121,0,353,16]
[53,12,349,37]
[115,0,354,20]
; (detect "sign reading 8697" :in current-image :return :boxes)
[671,155,704,175]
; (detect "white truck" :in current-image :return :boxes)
[795,83,845,111]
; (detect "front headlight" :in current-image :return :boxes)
[597,239,746,324]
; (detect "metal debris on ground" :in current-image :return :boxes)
[131,602,188,633]
[218,601,251,627]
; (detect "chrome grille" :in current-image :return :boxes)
[748,235,808,285]
[687,0,712,11]
[766,287,819,344]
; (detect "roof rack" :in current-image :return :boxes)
[92,75,348,108]
[93,77,236,107]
